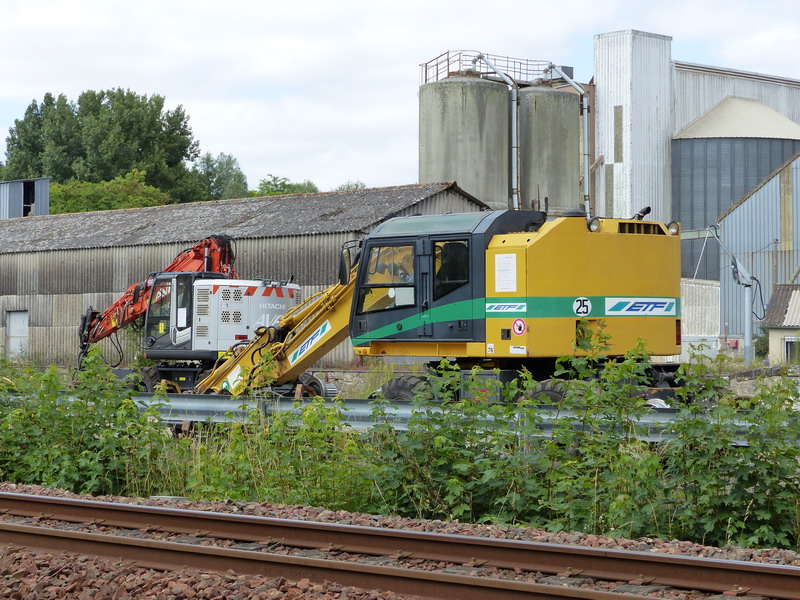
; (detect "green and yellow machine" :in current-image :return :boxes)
[197,209,681,397]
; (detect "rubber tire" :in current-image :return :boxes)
[521,379,566,403]
[381,375,428,402]
[141,367,162,393]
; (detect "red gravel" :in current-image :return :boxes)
[1,482,798,598]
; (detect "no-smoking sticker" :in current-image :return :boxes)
[512,318,526,336]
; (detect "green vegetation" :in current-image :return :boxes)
[0,88,370,210]
[49,170,173,214]
[194,152,249,201]
[255,174,319,196]
[1,341,799,550]
[3,89,202,203]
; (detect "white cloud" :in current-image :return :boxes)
[2,0,799,189]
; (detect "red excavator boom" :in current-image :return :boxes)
[78,235,238,363]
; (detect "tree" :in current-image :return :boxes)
[256,174,318,196]
[331,180,366,192]
[49,170,172,214]
[3,89,201,203]
[195,152,248,200]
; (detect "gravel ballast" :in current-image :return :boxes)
[0,482,797,598]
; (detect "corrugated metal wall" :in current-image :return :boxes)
[673,139,800,280]
[0,182,21,220]
[34,178,50,215]
[719,155,800,337]
[0,179,50,219]
[0,190,484,366]
[672,65,800,134]
[654,278,720,363]
[594,30,672,222]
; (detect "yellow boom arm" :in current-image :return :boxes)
[196,267,356,394]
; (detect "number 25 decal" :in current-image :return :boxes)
[573,297,592,316]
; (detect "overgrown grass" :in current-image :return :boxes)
[1,341,799,550]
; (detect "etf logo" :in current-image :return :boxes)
[486,303,526,312]
[290,321,331,364]
[605,298,677,316]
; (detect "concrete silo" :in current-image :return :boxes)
[519,85,580,213]
[419,52,584,213]
[419,73,511,210]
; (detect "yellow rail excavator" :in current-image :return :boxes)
[196,209,682,398]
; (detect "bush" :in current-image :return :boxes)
[1,337,798,550]
[0,347,167,495]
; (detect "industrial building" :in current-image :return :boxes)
[0,182,486,364]
[420,30,800,356]
[3,29,800,365]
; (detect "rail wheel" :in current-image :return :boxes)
[296,373,326,398]
[381,374,428,402]
[141,366,162,393]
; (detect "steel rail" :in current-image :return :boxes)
[0,521,653,600]
[1,493,797,599]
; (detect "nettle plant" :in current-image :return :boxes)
[1,330,798,550]
[0,346,167,496]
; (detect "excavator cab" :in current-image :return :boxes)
[349,210,547,356]
[141,270,301,390]
[143,272,200,356]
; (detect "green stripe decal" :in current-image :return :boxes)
[352,296,681,343]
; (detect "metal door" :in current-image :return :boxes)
[6,311,29,358]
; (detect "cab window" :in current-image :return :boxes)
[357,244,416,314]
[434,240,469,300]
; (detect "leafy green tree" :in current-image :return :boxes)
[331,180,366,192]
[195,152,248,200]
[3,89,201,202]
[256,174,318,196]
[49,170,173,214]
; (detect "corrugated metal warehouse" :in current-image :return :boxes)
[594,30,800,345]
[0,182,487,365]
[421,30,800,347]
[718,152,800,347]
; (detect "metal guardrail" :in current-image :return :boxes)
[127,393,755,445]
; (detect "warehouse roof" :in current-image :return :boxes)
[0,182,487,253]
[675,96,800,140]
[764,284,800,329]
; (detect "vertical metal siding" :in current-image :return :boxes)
[0,192,484,366]
[0,183,9,220]
[34,178,50,216]
[719,155,800,337]
[674,138,800,279]
[673,69,800,135]
[595,31,672,222]
[0,182,23,220]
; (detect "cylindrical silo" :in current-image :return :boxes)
[519,85,580,214]
[419,74,510,210]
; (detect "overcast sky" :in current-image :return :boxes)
[1,0,798,192]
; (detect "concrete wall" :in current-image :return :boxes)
[518,86,580,213]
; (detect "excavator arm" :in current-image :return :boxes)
[78,235,238,364]
[195,265,356,395]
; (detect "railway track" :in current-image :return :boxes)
[0,493,797,599]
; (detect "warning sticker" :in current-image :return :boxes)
[512,318,526,336]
